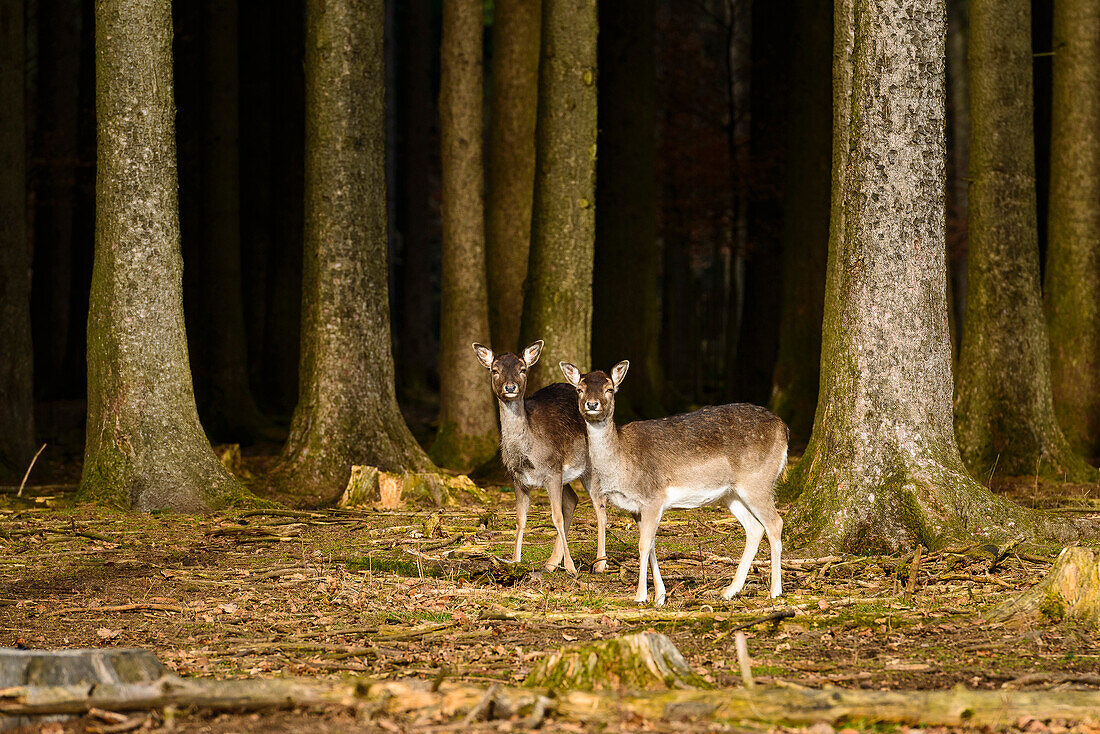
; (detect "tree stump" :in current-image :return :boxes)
[338,466,490,508]
[0,648,166,730]
[523,632,706,692]
[988,546,1100,628]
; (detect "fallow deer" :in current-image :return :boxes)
[472,341,608,575]
[559,360,786,606]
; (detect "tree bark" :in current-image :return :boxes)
[946,0,969,355]
[783,0,1081,552]
[0,0,36,479]
[520,0,597,388]
[955,0,1097,482]
[768,0,830,447]
[431,0,499,470]
[197,0,271,442]
[485,0,540,354]
[80,0,246,512]
[593,0,662,419]
[395,0,437,401]
[273,0,434,506]
[1045,0,1100,462]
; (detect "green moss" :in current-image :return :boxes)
[429,422,499,472]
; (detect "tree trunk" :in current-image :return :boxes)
[80,0,246,512]
[273,0,434,506]
[0,0,36,479]
[520,0,597,388]
[30,0,81,400]
[768,0,830,447]
[783,0,1080,552]
[593,0,662,419]
[484,0,540,356]
[1045,0,1100,463]
[197,0,270,442]
[431,0,498,470]
[946,0,969,356]
[955,0,1097,482]
[395,0,437,401]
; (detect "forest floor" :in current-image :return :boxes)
[2,471,1099,733]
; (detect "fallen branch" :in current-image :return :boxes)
[3,676,1100,727]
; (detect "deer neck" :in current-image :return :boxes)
[498,397,530,442]
[585,417,624,480]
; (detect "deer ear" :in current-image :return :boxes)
[610,360,630,390]
[559,361,582,387]
[522,339,544,367]
[472,343,494,370]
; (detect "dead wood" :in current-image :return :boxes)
[988,546,1100,628]
[523,632,706,691]
[3,675,1100,728]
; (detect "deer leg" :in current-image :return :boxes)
[581,475,608,573]
[722,496,765,599]
[635,507,661,604]
[650,544,666,607]
[513,483,531,563]
[750,500,784,598]
[545,473,577,576]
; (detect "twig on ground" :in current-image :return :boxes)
[16,444,47,498]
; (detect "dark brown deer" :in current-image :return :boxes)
[472,341,607,575]
[559,360,786,606]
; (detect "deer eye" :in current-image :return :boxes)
[491,369,499,375]
[519,368,526,373]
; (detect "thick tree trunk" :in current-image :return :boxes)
[593,0,662,419]
[30,0,81,400]
[274,0,434,506]
[431,0,498,470]
[198,0,270,442]
[520,0,597,389]
[1045,0,1100,462]
[946,0,969,355]
[783,0,1080,553]
[955,0,1097,482]
[485,0,540,354]
[80,0,246,512]
[0,0,36,479]
[768,0,830,447]
[395,0,437,401]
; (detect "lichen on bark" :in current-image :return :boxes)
[271,0,434,507]
[79,0,250,512]
[1044,0,1100,463]
[783,0,1086,553]
[954,0,1097,483]
[520,0,597,388]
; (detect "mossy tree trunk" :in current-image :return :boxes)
[768,0,830,446]
[274,0,434,506]
[955,0,1097,482]
[593,0,662,419]
[431,0,498,470]
[0,0,36,479]
[197,0,270,442]
[520,0,597,388]
[783,0,1080,553]
[485,0,540,353]
[395,0,437,400]
[1045,0,1100,463]
[80,0,245,512]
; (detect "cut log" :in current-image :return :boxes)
[988,546,1100,628]
[4,675,1100,728]
[523,632,707,691]
[338,466,490,508]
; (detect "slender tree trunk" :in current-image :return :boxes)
[0,0,36,479]
[722,0,750,397]
[955,0,1096,482]
[431,0,498,470]
[80,0,245,511]
[520,0,597,388]
[784,0,1080,552]
[395,0,437,401]
[1045,0,1100,462]
[768,0,830,447]
[30,0,80,400]
[485,0,540,353]
[197,0,270,442]
[592,0,661,419]
[274,0,434,506]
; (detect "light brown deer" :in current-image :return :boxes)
[472,341,608,575]
[560,360,786,606]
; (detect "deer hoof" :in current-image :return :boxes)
[654,594,667,608]
[592,560,608,573]
[721,587,740,600]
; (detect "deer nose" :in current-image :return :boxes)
[503,383,518,394]
[585,400,600,411]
